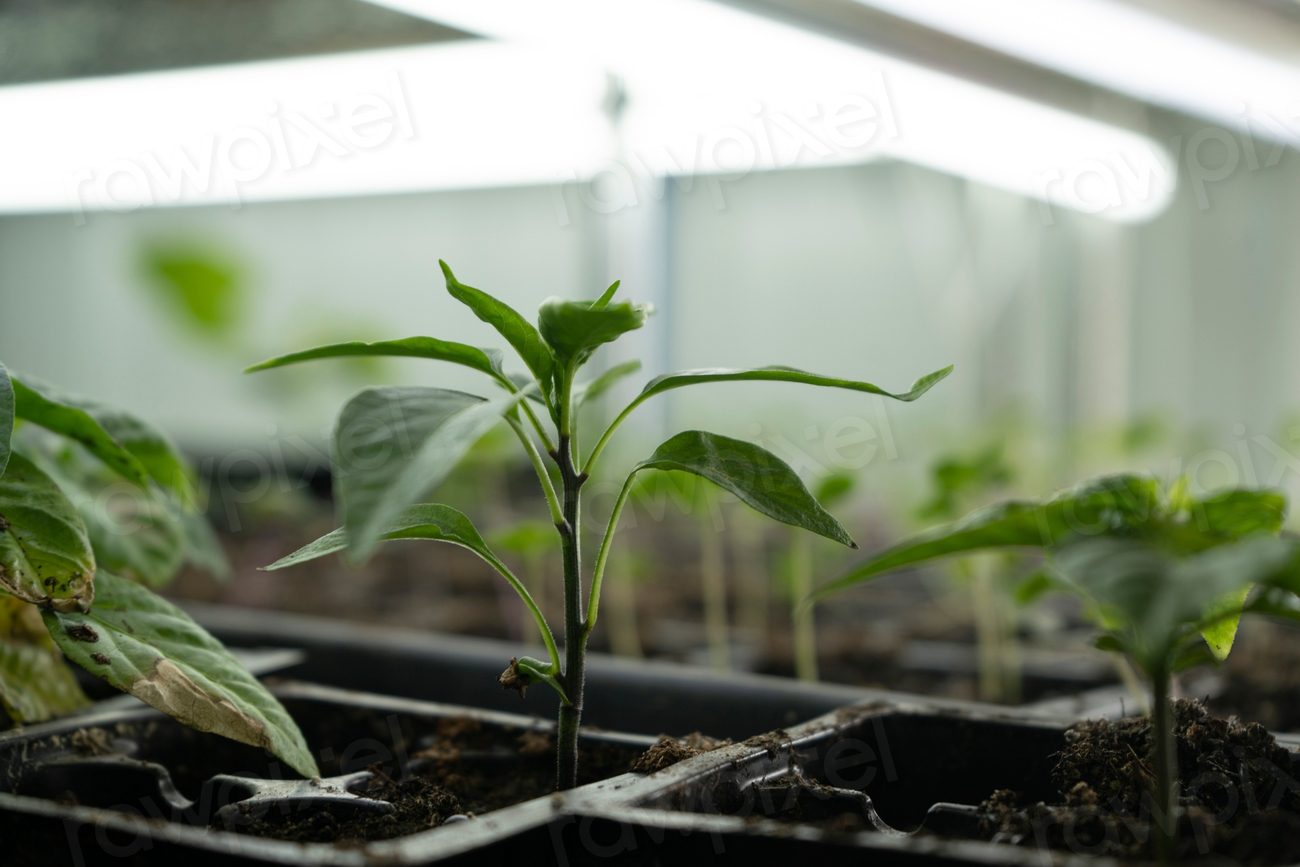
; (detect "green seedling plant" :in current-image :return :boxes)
[917,444,1021,702]
[0,361,318,778]
[811,473,1300,859]
[780,470,856,681]
[251,260,951,789]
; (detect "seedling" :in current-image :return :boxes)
[252,261,950,789]
[780,470,856,681]
[0,361,318,778]
[811,474,1300,858]
[917,444,1020,702]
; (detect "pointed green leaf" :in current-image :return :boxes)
[245,337,504,378]
[440,261,554,389]
[538,298,648,369]
[334,386,530,559]
[810,474,1161,603]
[1200,585,1252,661]
[264,504,503,571]
[44,571,319,778]
[591,280,621,309]
[636,364,953,407]
[0,596,90,723]
[11,376,151,491]
[577,360,642,407]
[0,453,95,611]
[634,430,855,547]
[0,362,12,478]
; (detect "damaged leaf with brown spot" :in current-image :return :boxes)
[0,453,95,610]
[0,594,90,723]
[43,571,318,778]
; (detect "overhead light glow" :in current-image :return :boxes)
[0,42,611,214]
[848,0,1300,147]
[363,0,1176,222]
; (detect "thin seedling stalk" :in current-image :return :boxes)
[700,495,731,671]
[1149,667,1178,863]
[790,530,818,681]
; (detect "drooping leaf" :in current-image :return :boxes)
[26,436,223,587]
[11,376,152,491]
[245,337,504,378]
[334,386,529,559]
[576,360,642,407]
[81,405,197,508]
[537,298,648,369]
[0,453,95,610]
[0,362,12,478]
[264,504,504,572]
[43,571,319,778]
[810,474,1161,603]
[633,364,953,410]
[591,280,621,309]
[0,595,90,723]
[633,430,855,548]
[440,261,554,390]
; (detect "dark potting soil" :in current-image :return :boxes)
[979,701,1300,864]
[630,732,731,774]
[226,717,642,844]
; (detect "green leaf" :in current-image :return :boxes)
[538,298,648,369]
[0,596,90,723]
[43,571,319,778]
[576,360,642,407]
[591,280,621,309]
[1053,534,1297,670]
[0,362,12,478]
[1013,569,1055,606]
[0,452,95,611]
[245,337,504,378]
[440,261,554,390]
[84,405,197,508]
[634,430,855,548]
[1200,585,1252,661]
[1187,489,1287,541]
[636,364,953,407]
[140,244,244,340]
[264,504,502,571]
[814,471,856,509]
[334,386,529,559]
[810,474,1161,603]
[11,376,152,491]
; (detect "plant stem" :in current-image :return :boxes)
[701,503,730,671]
[791,531,818,681]
[1150,667,1177,863]
[555,432,586,790]
[968,559,1005,703]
